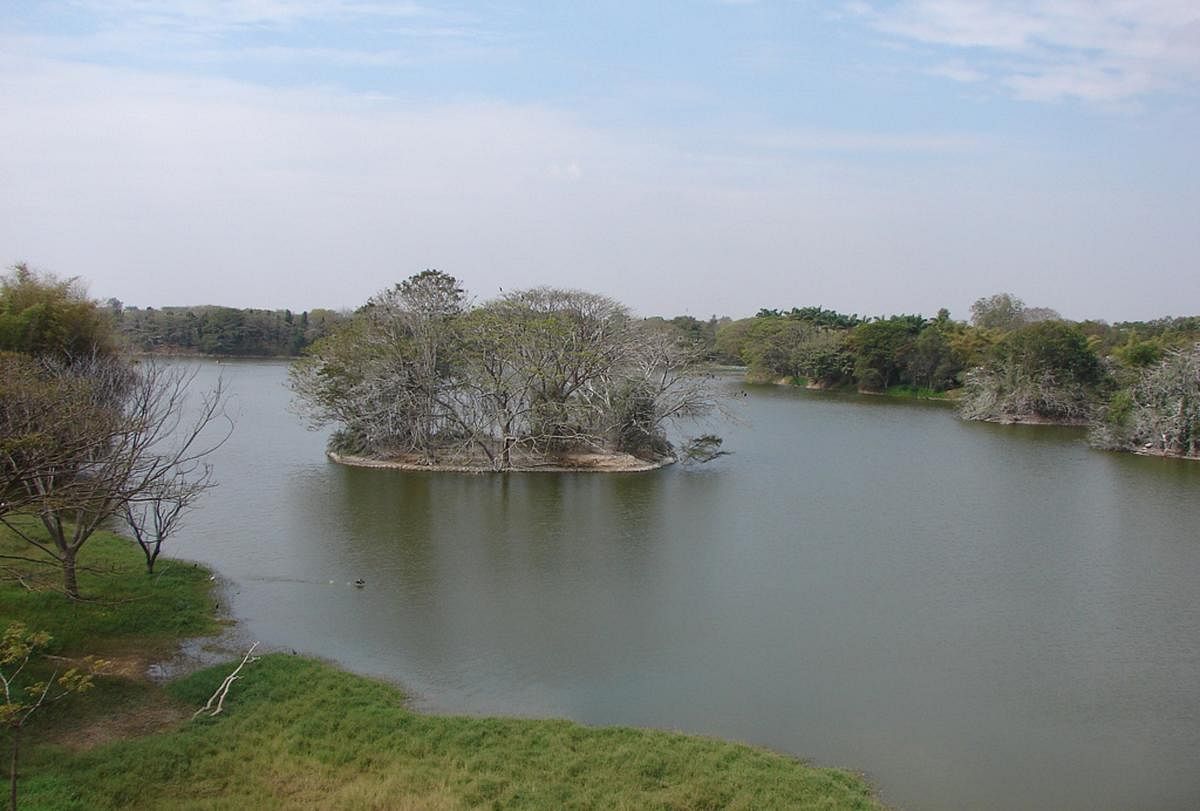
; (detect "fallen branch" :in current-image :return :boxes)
[0,568,36,591]
[192,642,259,719]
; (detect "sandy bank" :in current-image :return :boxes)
[1128,446,1200,461]
[327,450,674,473]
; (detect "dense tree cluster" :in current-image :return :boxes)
[0,264,117,359]
[290,272,721,471]
[714,306,968,393]
[959,321,1106,422]
[116,304,344,356]
[712,293,1200,454]
[1092,343,1200,458]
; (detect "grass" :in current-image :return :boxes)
[0,518,219,656]
[880,384,959,401]
[2,522,882,810]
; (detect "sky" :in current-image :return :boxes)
[1,1,1197,321]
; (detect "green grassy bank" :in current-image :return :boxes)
[880,384,960,401]
[1,524,881,810]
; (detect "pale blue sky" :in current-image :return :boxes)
[1,1,1197,320]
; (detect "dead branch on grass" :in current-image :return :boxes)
[192,642,259,719]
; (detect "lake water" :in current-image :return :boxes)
[174,359,1200,810]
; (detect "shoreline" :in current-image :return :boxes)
[750,372,1100,425]
[327,450,675,473]
[970,414,1091,427]
[0,524,880,809]
[1128,446,1200,461]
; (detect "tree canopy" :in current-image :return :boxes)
[1092,343,1200,458]
[117,304,344,356]
[291,273,722,471]
[0,264,117,360]
[959,321,1107,422]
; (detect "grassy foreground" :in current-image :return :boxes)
[1,524,881,810]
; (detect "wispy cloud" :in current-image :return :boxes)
[743,128,981,153]
[71,0,430,31]
[924,61,986,84]
[9,1,502,72]
[850,1,1200,102]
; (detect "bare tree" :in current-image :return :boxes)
[122,464,215,575]
[628,321,726,428]
[291,277,726,471]
[1091,342,1200,458]
[0,359,230,599]
[290,272,465,462]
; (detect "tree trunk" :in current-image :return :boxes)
[501,420,514,470]
[62,547,79,600]
[9,727,19,811]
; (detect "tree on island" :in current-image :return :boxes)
[290,272,724,471]
[959,320,1108,422]
[1092,343,1200,458]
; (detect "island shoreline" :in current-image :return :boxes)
[327,450,676,473]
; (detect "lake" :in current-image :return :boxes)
[174,359,1200,810]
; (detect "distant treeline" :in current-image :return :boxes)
[112,302,346,356]
[702,293,1200,458]
[704,297,1200,394]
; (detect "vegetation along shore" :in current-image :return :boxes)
[91,271,1200,462]
[0,522,881,810]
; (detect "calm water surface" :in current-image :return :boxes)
[177,360,1200,811]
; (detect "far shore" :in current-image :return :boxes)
[132,350,295,361]
[328,450,675,473]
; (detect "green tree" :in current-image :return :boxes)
[969,292,1027,331]
[961,321,1106,422]
[715,312,857,386]
[751,319,816,380]
[906,327,964,391]
[791,330,855,387]
[851,318,922,391]
[993,321,1104,384]
[786,306,862,329]
[713,318,757,365]
[1112,335,1164,369]
[0,265,117,360]
[1,622,102,810]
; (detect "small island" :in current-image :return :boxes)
[327,449,673,473]
[290,271,723,472]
